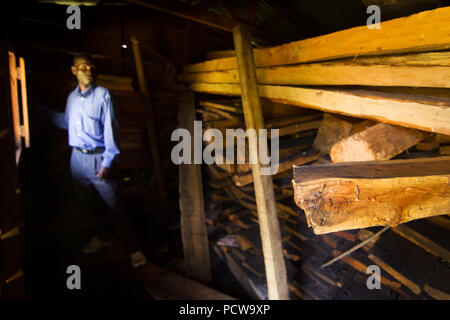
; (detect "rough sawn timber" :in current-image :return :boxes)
[188,83,450,135]
[184,7,450,73]
[292,157,450,234]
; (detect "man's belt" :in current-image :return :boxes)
[74,147,105,154]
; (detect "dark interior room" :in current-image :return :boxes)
[1,0,449,304]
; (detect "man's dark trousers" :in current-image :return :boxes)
[70,148,139,252]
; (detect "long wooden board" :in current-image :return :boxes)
[233,25,289,300]
[201,51,450,67]
[179,64,450,88]
[292,157,450,234]
[232,148,320,187]
[188,83,450,135]
[133,263,234,300]
[184,7,450,73]
[178,92,212,283]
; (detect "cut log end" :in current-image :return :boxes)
[292,157,450,234]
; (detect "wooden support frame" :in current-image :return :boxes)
[130,36,167,199]
[233,25,289,300]
[8,52,30,164]
[178,92,212,284]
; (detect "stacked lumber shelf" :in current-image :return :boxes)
[198,98,323,187]
[180,7,450,135]
[292,112,450,234]
[181,6,450,300]
[203,147,450,299]
[180,6,450,232]
[196,98,450,300]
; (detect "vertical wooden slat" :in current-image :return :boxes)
[2,38,25,298]
[178,92,212,283]
[18,57,30,148]
[8,52,21,162]
[130,36,167,199]
[232,24,289,300]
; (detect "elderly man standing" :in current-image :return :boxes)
[40,53,146,268]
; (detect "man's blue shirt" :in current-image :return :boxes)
[50,85,120,168]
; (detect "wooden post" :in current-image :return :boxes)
[8,52,21,159]
[232,24,289,300]
[178,92,212,283]
[18,57,30,148]
[130,36,167,199]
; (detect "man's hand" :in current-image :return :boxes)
[96,166,111,181]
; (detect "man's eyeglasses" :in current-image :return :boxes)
[76,64,96,73]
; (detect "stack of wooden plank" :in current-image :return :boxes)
[180,7,450,136]
[197,98,323,187]
[183,6,450,300]
[196,99,443,300]
[293,114,450,234]
[204,150,450,299]
[180,6,450,235]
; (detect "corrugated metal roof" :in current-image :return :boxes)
[206,0,277,27]
[255,0,276,27]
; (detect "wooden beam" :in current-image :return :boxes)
[178,92,212,283]
[329,249,402,290]
[133,263,233,299]
[416,134,440,151]
[351,51,450,67]
[233,25,289,300]
[424,283,450,300]
[205,50,236,60]
[392,224,450,263]
[232,149,320,187]
[330,123,426,162]
[184,7,450,73]
[197,50,450,67]
[368,253,422,295]
[292,157,450,234]
[17,58,30,148]
[313,114,375,154]
[213,246,262,300]
[271,120,321,138]
[440,145,450,155]
[437,133,450,143]
[8,52,21,159]
[427,215,450,231]
[179,63,450,88]
[130,36,167,199]
[187,83,450,135]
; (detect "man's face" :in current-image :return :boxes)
[71,57,96,88]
